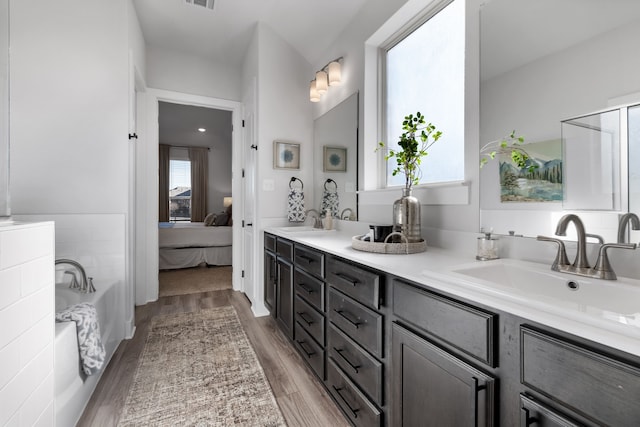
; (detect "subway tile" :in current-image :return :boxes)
[19,316,53,370]
[0,225,54,270]
[20,372,54,427]
[0,338,20,389]
[0,266,21,310]
[21,255,54,297]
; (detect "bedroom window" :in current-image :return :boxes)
[169,159,191,221]
[383,0,465,186]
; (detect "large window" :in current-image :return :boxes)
[384,0,465,186]
[169,159,191,221]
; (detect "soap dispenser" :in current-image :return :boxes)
[477,229,499,261]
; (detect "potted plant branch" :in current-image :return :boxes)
[479,130,537,173]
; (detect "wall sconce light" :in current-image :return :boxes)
[309,57,343,102]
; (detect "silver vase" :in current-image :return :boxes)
[392,188,421,242]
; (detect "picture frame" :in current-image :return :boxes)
[323,146,347,172]
[273,141,300,170]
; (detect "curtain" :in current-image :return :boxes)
[159,144,170,222]
[189,147,209,222]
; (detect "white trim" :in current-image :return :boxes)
[138,88,242,305]
[358,181,470,206]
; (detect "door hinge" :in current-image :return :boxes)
[128,133,138,140]
[242,220,245,227]
[242,120,245,127]
[241,270,245,278]
[242,168,245,178]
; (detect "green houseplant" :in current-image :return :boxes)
[479,130,536,173]
[378,112,443,189]
[378,112,443,244]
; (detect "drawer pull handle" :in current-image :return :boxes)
[333,309,360,329]
[520,407,538,426]
[298,255,314,264]
[297,311,314,326]
[472,377,487,427]
[298,283,314,294]
[334,272,358,286]
[332,386,360,419]
[334,347,360,373]
[296,340,315,358]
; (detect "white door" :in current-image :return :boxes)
[242,81,257,303]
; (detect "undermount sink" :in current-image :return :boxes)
[443,259,640,322]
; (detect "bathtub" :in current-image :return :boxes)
[54,280,120,427]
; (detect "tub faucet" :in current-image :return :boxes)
[305,209,323,229]
[55,259,95,293]
[617,213,640,243]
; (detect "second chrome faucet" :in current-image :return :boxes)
[538,214,636,280]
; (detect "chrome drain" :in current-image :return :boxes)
[566,280,579,290]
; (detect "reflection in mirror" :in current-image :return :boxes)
[314,92,358,220]
[0,0,9,218]
[479,0,640,239]
[562,109,621,211]
[629,104,640,243]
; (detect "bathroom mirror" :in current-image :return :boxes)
[479,0,640,240]
[313,92,359,220]
[0,0,9,218]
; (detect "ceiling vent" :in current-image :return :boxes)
[185,0,215,10]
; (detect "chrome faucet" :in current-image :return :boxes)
[305,209,323,229]
[617,213,640,243]
[555,214,590,270]
[55,259,95,293]
[538,214,636,280]
[340,208,354,221]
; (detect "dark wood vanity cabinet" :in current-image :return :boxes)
[264,250,276,314]
[263,232,640,427]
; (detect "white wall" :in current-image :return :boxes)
[147,45,242,102]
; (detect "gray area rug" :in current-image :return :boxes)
[159,265,233,297]
[118,306,286,426]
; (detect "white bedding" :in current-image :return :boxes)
[159,222,233,249]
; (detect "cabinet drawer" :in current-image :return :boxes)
[521,326,640,426]
[294,245,324,278]
[295,295,325,346]
[520,394,581,427]
[393,280,497,367]
[326,257,381,309]
[276,238,293,261]
[264,233,276,252]
[328,324,383,405]
[328,288,383,358]
[327,359,381,427]
[294,268,325,311]
[294,322,325,379]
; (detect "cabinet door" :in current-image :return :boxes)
[392,323,496,427]
[264,250,276,315]
[277,259,294,339]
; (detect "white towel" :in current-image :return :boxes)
[287,188,306,222]
[56,302,106,376]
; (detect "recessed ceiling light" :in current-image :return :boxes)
[198,128,206,132]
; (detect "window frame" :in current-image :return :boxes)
[379,0,464,188]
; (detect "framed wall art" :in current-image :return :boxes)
[323,146,347,172]
[273,141,300,170]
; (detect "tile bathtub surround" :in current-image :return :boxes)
[0,221,55,426]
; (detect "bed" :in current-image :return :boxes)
[158,222,233,270]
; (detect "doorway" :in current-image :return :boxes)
[136,89,243,305]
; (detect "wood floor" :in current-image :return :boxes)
[77,289,349,427]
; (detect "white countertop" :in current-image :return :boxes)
[265,227,640,357]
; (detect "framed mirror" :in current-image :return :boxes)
[0,0,9,218]
[479,0,640,240]
[313,92,359,220]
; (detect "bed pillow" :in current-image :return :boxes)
[213,213,228,226]
[204,213,216,226]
